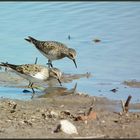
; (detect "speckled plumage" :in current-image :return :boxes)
[0,63,62,85]
[25,36,77,68]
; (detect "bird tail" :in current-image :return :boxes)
[0,62,18,71]
[24,36,38,45]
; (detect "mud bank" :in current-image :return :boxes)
[0,94,140,138]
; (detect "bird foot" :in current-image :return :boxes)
[46,62,53,68]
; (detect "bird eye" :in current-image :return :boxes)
[69,53,73,57]
[54,73,57,76]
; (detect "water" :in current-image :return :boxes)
[0,2,140,103]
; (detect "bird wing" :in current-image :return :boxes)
[16,64,41,76]
[35,41,57,55]
[0,63,20,72]
[37,41,67,55]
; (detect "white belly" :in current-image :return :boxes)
[39,50,63,60]
[32,72,47,80]
[14,69,49,83]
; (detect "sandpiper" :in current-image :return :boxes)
[24,36,77,68]
[0,62,62,94]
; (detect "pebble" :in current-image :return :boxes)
[93,39,101,43]
[60,120,78,134]
[101,120,105,123]
[47,110,59,118]
[110,88,118,93]
[55,119,78,135]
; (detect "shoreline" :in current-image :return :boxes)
[0,93,140,138]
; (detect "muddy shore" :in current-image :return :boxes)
[0,71,140,138]
[0,93,140,139]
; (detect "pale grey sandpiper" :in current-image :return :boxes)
[24,36,77,68]
[0,62,62,96]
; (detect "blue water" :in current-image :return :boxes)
[0,2,140,103]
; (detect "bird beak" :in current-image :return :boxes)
[24,38,32,43]
[57,78,62,86]
[25,36,33,43]
[73,59,77,68]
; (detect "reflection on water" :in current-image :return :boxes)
[37,83,77,98]
[0,70,89,99]
[0,2,140,102]
[0,70,90,87]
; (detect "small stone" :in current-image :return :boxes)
[61,110,71,116]
[54,120,78,135]
[60,105,64,108]
[42,113,47,119]
[48,110,59,118]
[6,120,12,123]
[60,120,78,134]
[110,88,118,93]
[8,101,16,107]
[114,120,119,123]
[10,109,16,113]
[84,120,88,124]
[93,39,101,43]
[24,120,32,126]
[101,120,105,123]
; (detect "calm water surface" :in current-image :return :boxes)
[0,2,140,102]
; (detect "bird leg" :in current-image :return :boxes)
[4,62,8,72]
[46,59,53,68]
[34,57,38,64]
[30,83,35,99]
[28,81,32,88]
[22,81,32,93]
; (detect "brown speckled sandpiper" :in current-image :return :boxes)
[0,62,62,95]
[25,36,77,68]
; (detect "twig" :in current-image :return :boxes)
[54,124,61,133]
[124,95,132,113]
[121,100,125,112]
[87,100,95,116]
[72,83,77,94]
[13,104,17,110]
[121,95,132,113]
[87,106,93,116]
